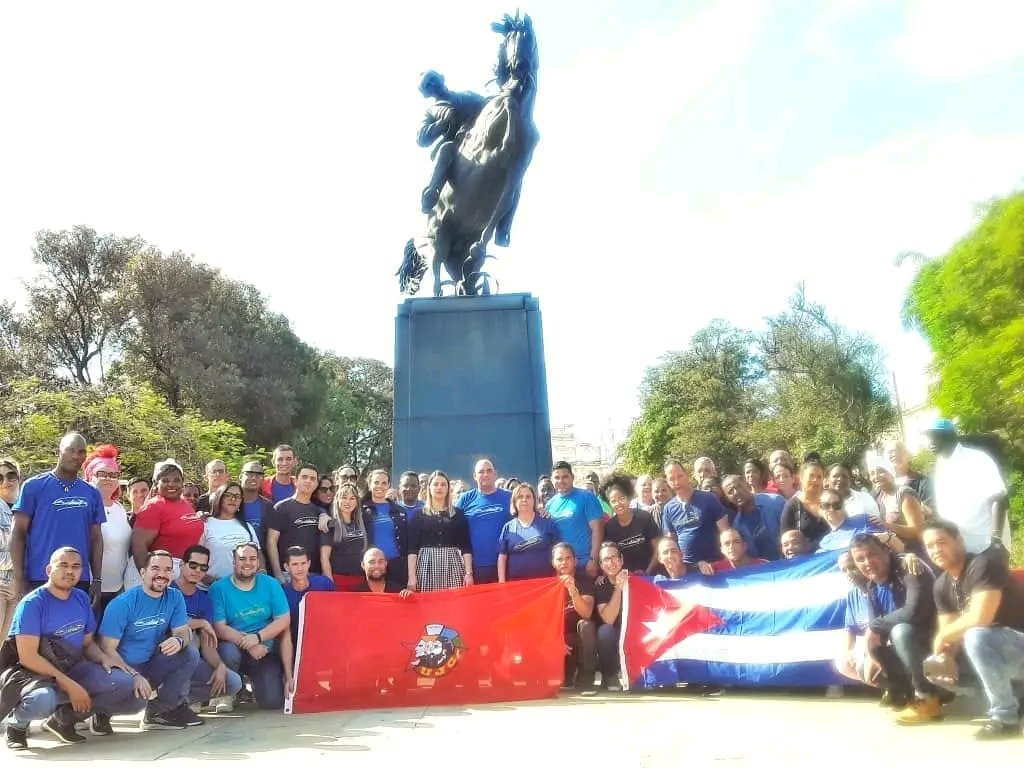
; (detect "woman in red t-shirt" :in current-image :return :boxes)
[130,460,206,576]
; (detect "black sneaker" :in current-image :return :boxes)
[88,712,114,736]
[42,710,86,744]
[974,719,1020,741]
[171,704,204,727]
[5,725,28,751]
[142,706,187,730]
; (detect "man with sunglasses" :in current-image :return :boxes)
[171,545,243,713]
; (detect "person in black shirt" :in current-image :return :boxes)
[552,542,596,694]
[599,474,660,574]
[844,534,940,723]
[319,483,367,590]
[923,518,1024,740]
[593,541,628,691]
[407,471,472,592]
[352,547,413,597]
[265,464,323,581]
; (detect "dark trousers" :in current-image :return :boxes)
[565,619,597,687]
[870,622,937,699]
[473,565,499,584]
[219,642,285,710]
[597,623,621,683]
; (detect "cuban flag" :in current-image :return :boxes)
[621,552,849,689]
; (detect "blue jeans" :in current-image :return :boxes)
[929,626,1024,725]
[189,656,243,703]
[134,645,201,715]
[218,642,285,710]
[597,623,620,682]
[1,661,139,729]
[871,622,937,698]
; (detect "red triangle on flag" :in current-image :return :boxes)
[621,576,724,687]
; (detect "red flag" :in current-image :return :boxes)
[289,578,565,713]
[621,577,724,688]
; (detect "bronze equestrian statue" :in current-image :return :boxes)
[398,13,539,297]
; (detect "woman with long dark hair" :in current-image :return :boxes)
[202,481,261,581]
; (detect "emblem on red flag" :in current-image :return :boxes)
[407,623,467,678]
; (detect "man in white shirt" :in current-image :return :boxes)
[928,418,1009,554]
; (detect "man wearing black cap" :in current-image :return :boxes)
[927,418,1009,555]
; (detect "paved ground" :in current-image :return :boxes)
[8,688,1020,766]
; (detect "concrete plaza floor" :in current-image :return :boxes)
[8,688,1020,766]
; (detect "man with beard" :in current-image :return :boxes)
[2,547,136,749]
[210,543,294,710]
[10,433,105,606]
[99,550,200,729]
[353,547,413,596]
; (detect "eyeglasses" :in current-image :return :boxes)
[318,485,336,493]
[185,561,210,572]
[222,492,242,500]
[95,471,120,480]
[339,474,357,481]
[1,471,19,482]
[821,502,843,510]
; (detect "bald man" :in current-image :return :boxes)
[353,548,413,596]
[455,459,513,584]
[10,433,105,606]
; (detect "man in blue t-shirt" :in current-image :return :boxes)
[99,550,200,730]
[661,460,729,565]
[211,543,294,710]
[280,546,334,644]
[3,547,137,749]
[10,433,105,606]
[396,471,424,521]
[171,544,242,712]
[457,459,513,583]
[545,462,605,577]
[722,475,785,561]
[240,461,274,551]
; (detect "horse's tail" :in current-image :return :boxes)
[397,238,428,295]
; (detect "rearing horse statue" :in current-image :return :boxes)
[398,13,539,297]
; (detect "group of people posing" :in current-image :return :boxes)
[0,416,1020,749]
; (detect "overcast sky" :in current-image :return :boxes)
[2,1,1022,445]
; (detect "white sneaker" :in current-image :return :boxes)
[211,696,235,714]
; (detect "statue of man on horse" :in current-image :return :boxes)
[398,12,539,297]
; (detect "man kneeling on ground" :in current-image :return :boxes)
[923,519,1024,740]
[2,547,137,750]
[210,543,294,710]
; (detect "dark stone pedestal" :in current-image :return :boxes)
[393,293,552,484]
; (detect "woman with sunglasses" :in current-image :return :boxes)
[201,481,262,581]
[817,489,902,553]
[0,456,21,638]
[320,483,367,590]
[313,478,336,512]
[84,445,133,614]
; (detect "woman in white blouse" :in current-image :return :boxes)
[84,445,132,613]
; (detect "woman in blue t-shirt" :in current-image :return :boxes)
[359,469,408,584]
[497,483,559,582]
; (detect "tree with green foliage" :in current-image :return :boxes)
[903,190,1024,540]
[8,227,151,384]
[293,355,393,474]
[621,289,897,475]
[0,376,262,480]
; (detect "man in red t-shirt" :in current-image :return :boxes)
[698,528,768,574]
[261,445,297,504]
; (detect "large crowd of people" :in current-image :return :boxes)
[1,416,1021,751]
